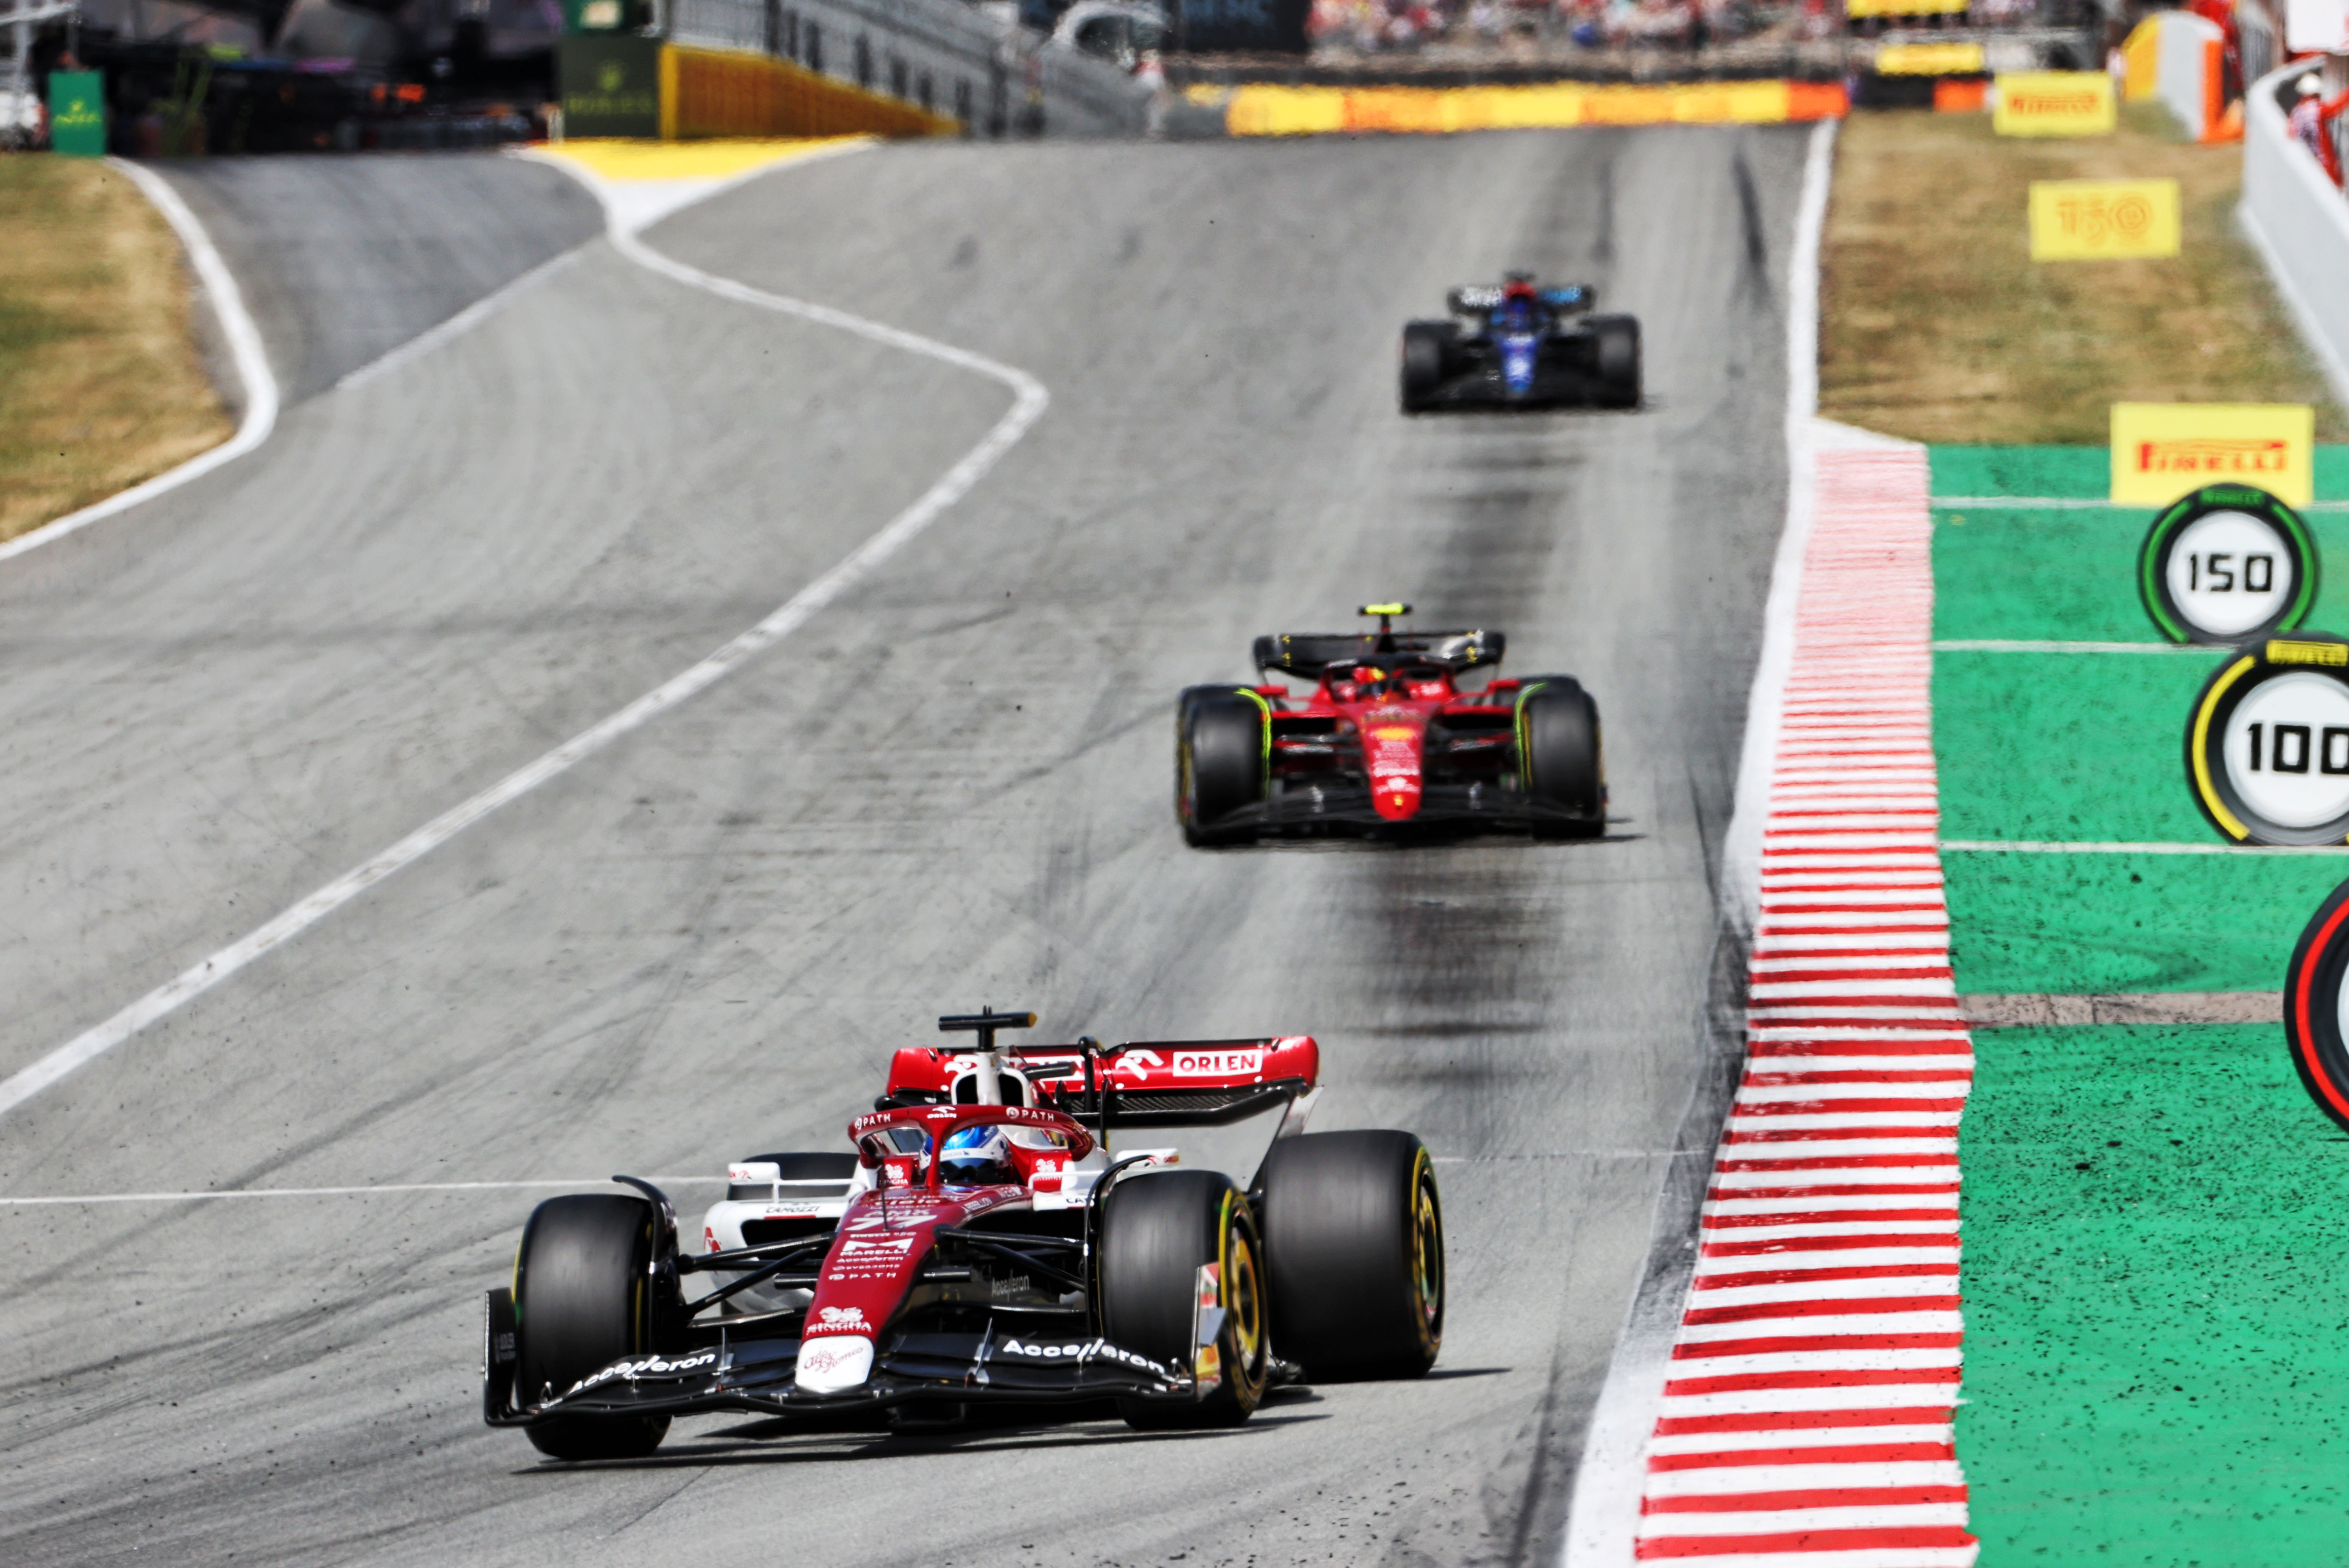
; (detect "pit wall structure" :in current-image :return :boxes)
[2243,63,2349,408]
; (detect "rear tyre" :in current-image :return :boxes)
[1177,687,1266,846]
[512,1194,671,1461]
[1516,675,1605,840]
[1098,1171,1270,1428]
[1588,314,1640,408]
[1258,1130,1443,1379]
[1400,321,1453,412]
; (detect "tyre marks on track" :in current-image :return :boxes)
[1634,446,1980,1566]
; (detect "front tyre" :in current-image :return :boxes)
[1098,1171,1270,1428]
[1516,675,1605,840]
[1400,321,1453,413]
[1258,1130,1443,1379]
[1176,687,1266,846]
[1588,314,1640,409]
[512,1193,671,1461]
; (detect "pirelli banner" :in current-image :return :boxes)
[2112,402,2315,507]
[1221,79,1847,136]
[1994,71,2116,135]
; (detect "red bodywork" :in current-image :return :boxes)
[786,1038,1320,1366]
[1259,665,1524,823]
[794,1104,1095,1361]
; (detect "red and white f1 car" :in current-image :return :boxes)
[484,1010,1444,1458]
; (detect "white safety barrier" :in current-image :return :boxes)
[2241,63,2349,408]
[668,0,1151,135]
[2157,9,2226,139]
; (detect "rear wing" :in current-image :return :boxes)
[1254,629,1504,680]
[883,1036,1320,1132]
[1448,283,1594,314]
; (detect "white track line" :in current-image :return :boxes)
[0,157,1047,1125]
[0,1177,728,1206]
[1717,117,1839,936]
[1931,640,2212,654]
[337,246,587,391]
[0,161,280,566]
[1562,116,1842,1568]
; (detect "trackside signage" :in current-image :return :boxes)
[2028,178,2180,260]
[557,35,660,137]
[2112,402,2314,507]
[1993,71,2116,136]
[47,70,106,156]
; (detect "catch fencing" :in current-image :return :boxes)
[666,0,1150,135]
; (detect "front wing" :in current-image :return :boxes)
[486,1312,1198,1428]
[1418,354,1614,410]
[1212,781,1600,835]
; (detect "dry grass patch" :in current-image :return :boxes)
[0,155,232,541]
[1820,105,2344,444]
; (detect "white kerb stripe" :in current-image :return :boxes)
[1636,1503,1970,1534]
[1644,1461,1966,1497]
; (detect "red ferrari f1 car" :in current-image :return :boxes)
[484,1010,1443,1458]
[1174,604,1605,844]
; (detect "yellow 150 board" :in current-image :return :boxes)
[2029,178,2181,259]
[1994,71,2116,135]
[2111,403,2314,507]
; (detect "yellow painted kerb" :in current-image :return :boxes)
[2190,655,2257,841]
[535,136,867,182]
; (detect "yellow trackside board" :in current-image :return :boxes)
[1876,42,1985,75]
[2111,403,2315,507]
[1994,72,2116,136]
[2028,178,2181,260]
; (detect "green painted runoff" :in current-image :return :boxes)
[1944,851,2349,994]
[1957,1023,2349,1563]
[1934,651,2219,844]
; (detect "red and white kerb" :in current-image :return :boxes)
[1635,447,1978,1566]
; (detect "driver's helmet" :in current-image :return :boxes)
[938,1125,1018,1187]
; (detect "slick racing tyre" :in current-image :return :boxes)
[1588,314,1640,409]
[1177,686,1267,846]
[1399,321,1454,413]
[512,1194,671,1461]
[1098,1171,1270,1428]
[2285,876,2349,1134]
[1516,675,1605,839]
[1257,1130,1443,1380]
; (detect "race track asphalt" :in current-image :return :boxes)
[0,131,1805,1567]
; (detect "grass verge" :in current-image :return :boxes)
[1822,105,2344,444]
[0,155,232,543]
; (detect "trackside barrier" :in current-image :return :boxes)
[661,43,956,136]
[1220,78,1846,135]
[666,0,1149,135]
[2243,63,2349,409]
